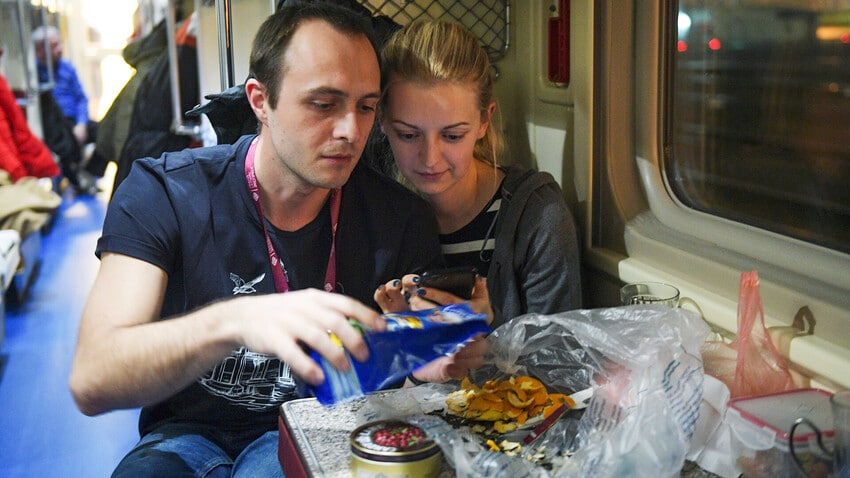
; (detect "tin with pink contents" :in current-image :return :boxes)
[349,419,442,478]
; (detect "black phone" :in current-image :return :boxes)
[418,266,477,300]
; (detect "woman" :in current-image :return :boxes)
[374,19,582,330]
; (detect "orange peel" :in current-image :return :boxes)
[445,375,574,426]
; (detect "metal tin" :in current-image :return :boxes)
[349,419,442,478]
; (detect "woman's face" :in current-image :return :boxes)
[381,80,491,198]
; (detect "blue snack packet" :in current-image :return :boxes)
[302,303,490,406]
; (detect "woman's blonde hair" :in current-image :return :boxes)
[380,19,504,166]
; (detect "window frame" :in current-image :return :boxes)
[651,0,850,306]
[603,0,850,389]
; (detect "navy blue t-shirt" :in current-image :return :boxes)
[98,134,443,449]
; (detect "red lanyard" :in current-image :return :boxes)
[244,138,341,293]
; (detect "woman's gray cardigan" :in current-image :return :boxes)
[486,165,582,329]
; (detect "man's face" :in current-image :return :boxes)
[35,34,62,63]
[259,20,380,191]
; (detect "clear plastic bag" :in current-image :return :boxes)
[357,305,710,477]
[701,271,794,399]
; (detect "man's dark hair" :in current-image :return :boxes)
[250,2,378,108]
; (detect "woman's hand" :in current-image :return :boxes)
[410,275,493,324]
[409,333,489,383]
[374,275,415,313]
[376,274,494,325]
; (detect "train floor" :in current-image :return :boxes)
[0,178,139,477]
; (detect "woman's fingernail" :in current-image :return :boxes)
[403,291,411,301]
[392,279,400,287]
[412,276,420,284]
[416,288,426,296]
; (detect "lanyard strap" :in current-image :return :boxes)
[244,138,341,293]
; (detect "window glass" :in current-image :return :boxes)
[670,1,850,254]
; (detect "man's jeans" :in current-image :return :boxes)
[111,423,284,478]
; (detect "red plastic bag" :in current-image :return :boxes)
[701,271,794,398]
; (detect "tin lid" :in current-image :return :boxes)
[350,420,440,463]
[727,388,834,446]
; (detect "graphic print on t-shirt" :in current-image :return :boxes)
[197,272,296,411]
[230,272,265,295]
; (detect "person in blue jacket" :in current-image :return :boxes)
[33,26,91,146]
[32,25,104,193]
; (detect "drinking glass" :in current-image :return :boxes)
[619,282,680,307]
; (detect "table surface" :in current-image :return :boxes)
[280,392,721,478]
[282,396,360,478]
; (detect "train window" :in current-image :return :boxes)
[668,1,850,254]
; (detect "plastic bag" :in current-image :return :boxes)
[302,303,490,405]
[355,305,710,478]
[701,271,794,399]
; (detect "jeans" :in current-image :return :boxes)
[111,423,284,478]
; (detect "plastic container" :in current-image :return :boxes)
[727,388,834,478]
[349,419,442,478]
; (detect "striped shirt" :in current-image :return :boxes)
[439,188,503,275]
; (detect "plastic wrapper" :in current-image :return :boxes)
[701,271,794,399]
[354,305,711,477]
[302,303,490,406]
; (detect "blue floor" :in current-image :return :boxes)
[0,191,140,477]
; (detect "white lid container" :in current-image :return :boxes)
[726,388,834,477]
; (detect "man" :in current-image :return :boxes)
[32,25,104,193]
[33,25,91,147]
[69,4,464,476]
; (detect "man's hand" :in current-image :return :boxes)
[71,254,387,415]
[73,122,88,145]
[232,289,385,385]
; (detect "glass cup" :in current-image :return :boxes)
[619,282,680,307]
[790,389,850,477]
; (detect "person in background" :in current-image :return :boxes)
[68,4,487,476]
[111,9,199,197]
[94,17,168,195]
[375,19,582,330]
[32,25,105,193]
[0,44,60,182]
